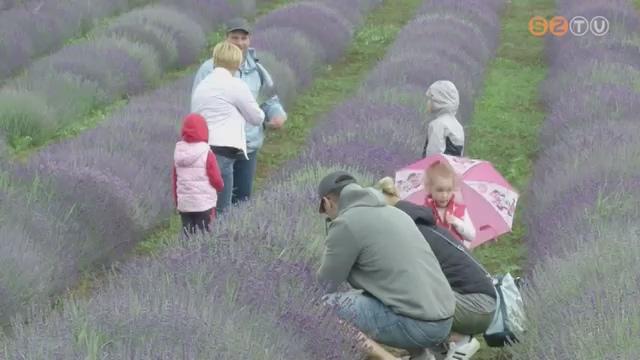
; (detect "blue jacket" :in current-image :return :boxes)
[191,48,287,153]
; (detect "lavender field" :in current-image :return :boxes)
[0,0,255,148]
[0,0,152,81]
[0,0,636,358]
[510,0,640,358]
[0,0,381,342]
[0,0,510,357]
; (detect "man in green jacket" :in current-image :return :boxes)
[317,171,456,360]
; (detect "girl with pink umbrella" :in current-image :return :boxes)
[424,161,476,249]
[395,154,519,249]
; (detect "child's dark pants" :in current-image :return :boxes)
[180,208,214,236]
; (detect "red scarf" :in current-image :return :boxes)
[424,194,466,242]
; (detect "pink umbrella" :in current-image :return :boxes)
[394,154,518,248]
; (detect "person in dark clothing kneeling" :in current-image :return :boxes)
[375,177,497,360]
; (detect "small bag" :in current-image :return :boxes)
[483,273,526,347]
[425,227,527,347]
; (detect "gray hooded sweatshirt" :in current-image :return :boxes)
[423,80,465,157]
[317,184,456,322]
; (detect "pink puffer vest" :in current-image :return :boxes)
[174,141,217,212]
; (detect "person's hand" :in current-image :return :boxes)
[445,211,462,227]
[266,115,286,129]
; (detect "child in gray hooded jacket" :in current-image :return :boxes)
[422,80,465,158]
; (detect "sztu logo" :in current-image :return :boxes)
[528,15,609,37]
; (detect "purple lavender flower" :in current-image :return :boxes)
[365,56,476,122]
[0,0,130,80]
[513,222,640,359]
[254,2,354,63]
[101,5,207,69]
[1,1,507,358]
[515,2,640,358]
[252,28,325,89]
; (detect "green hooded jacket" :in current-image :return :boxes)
[317,184,456,321]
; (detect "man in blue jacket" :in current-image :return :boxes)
[191,18,287,213]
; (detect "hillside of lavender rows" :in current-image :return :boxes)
[510,0,640,358]
[1,0,504,357]
[0,0,382,336]
[1,0,639,358]
[0,0,255,148]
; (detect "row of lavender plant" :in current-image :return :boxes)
[2,168,368,358]
[0,0,154,82]
[0,0,506,356]
[0,0,380,341]
[278,0,504,180]
[0,0,42,12]
[509,1,640,358]
[0,0,255,149]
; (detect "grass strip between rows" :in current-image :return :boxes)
[464,0,553,358]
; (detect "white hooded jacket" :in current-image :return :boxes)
[423,80,465,157]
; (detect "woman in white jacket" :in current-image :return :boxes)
[191,41,265,214]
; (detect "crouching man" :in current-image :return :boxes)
[316,171,456,360]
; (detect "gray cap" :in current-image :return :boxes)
[226,18,251,34]
[317,171,357,213]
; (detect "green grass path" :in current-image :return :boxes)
[467,0,553,358]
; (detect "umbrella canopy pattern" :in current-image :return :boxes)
[395,154,518,247]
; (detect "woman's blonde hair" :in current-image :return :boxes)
[374,177,399,197]
[212,41,243,71]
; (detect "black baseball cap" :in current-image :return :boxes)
[317,171,357,213]
[226,18,251,34]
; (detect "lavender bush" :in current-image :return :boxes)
[0,0,381,341]
[0,0,148,81]
[0,178,92,330]
[523,0,640,262]
[251,28,326,89]
[0,0,507,356]
[514,223,640,359]
[287,99,425,178]
[511,0,640,358]
[100,5,209,68]
[0,0,255,148]
[249,0,381,99]
[2,166,369,358]
[358,8,502,124]
[254,2,355,63]
[158,0,254,30]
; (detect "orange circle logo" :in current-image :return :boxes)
[528,16,548,37]
[549,16,569,36]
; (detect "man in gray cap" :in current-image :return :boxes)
[316,171,456,360]
[191,18,287,213]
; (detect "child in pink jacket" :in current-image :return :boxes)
[172,113,224,236]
